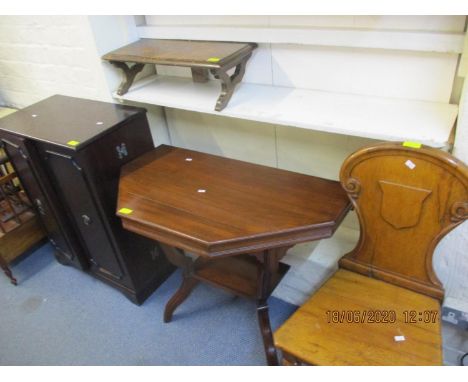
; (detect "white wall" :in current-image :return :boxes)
[0,16,112,107]
[144,15,465,230]
[145,15,463,179]
[0,15,170,147]
[86,16,169,146]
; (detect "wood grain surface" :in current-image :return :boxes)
[117,145,352,257]
[274,142,468,366]
[0,95,145,150]
[102,39,256,68]
[339,142,468,300]
[274,269,442,366]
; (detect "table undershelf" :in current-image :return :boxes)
[194,254,290,299]
[115,74,458,148]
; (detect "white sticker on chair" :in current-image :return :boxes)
[394,335,406,342]
[197,189,206,193]
[405,160,416,170]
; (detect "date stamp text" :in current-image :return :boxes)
[325,310,439,324]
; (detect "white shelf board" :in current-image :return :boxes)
[115,75,458,148]
[137,26,465,53]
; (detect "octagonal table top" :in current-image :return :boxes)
[117,145,351,257]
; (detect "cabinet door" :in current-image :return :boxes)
[0,135,87,269]
[39,146,126,283]
[83,115,154,222]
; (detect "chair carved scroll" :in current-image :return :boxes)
[339,142,468,301]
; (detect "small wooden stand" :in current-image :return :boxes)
[102,39,257,111]
[117,145,352,365]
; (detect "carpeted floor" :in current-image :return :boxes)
[0,243,297,365]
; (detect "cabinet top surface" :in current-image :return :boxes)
[102,39,256,67]
[0,95,145,150]
[117,145,351,256]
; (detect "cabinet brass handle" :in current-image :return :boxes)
[116,143,128,160]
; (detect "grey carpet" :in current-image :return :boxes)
[0,243,297,365]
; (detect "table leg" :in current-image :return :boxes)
[160,243,288,366]
[159,243,200,323]
[256,248,283,366]
[164,276,200,323]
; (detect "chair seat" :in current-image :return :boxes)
[274,269,442,365]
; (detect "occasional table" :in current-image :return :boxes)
[102,39,257,111]
[117,145,351,365]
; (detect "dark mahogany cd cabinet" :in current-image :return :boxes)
[0,95,174,304]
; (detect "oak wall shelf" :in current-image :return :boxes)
[103,39,257,111]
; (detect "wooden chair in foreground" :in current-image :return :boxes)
[274,142,468,365]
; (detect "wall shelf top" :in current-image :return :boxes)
[114,74,458,148]
[102,38,256,68]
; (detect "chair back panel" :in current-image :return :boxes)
[339,143,468,301]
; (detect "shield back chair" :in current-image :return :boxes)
[274,142,468,365]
